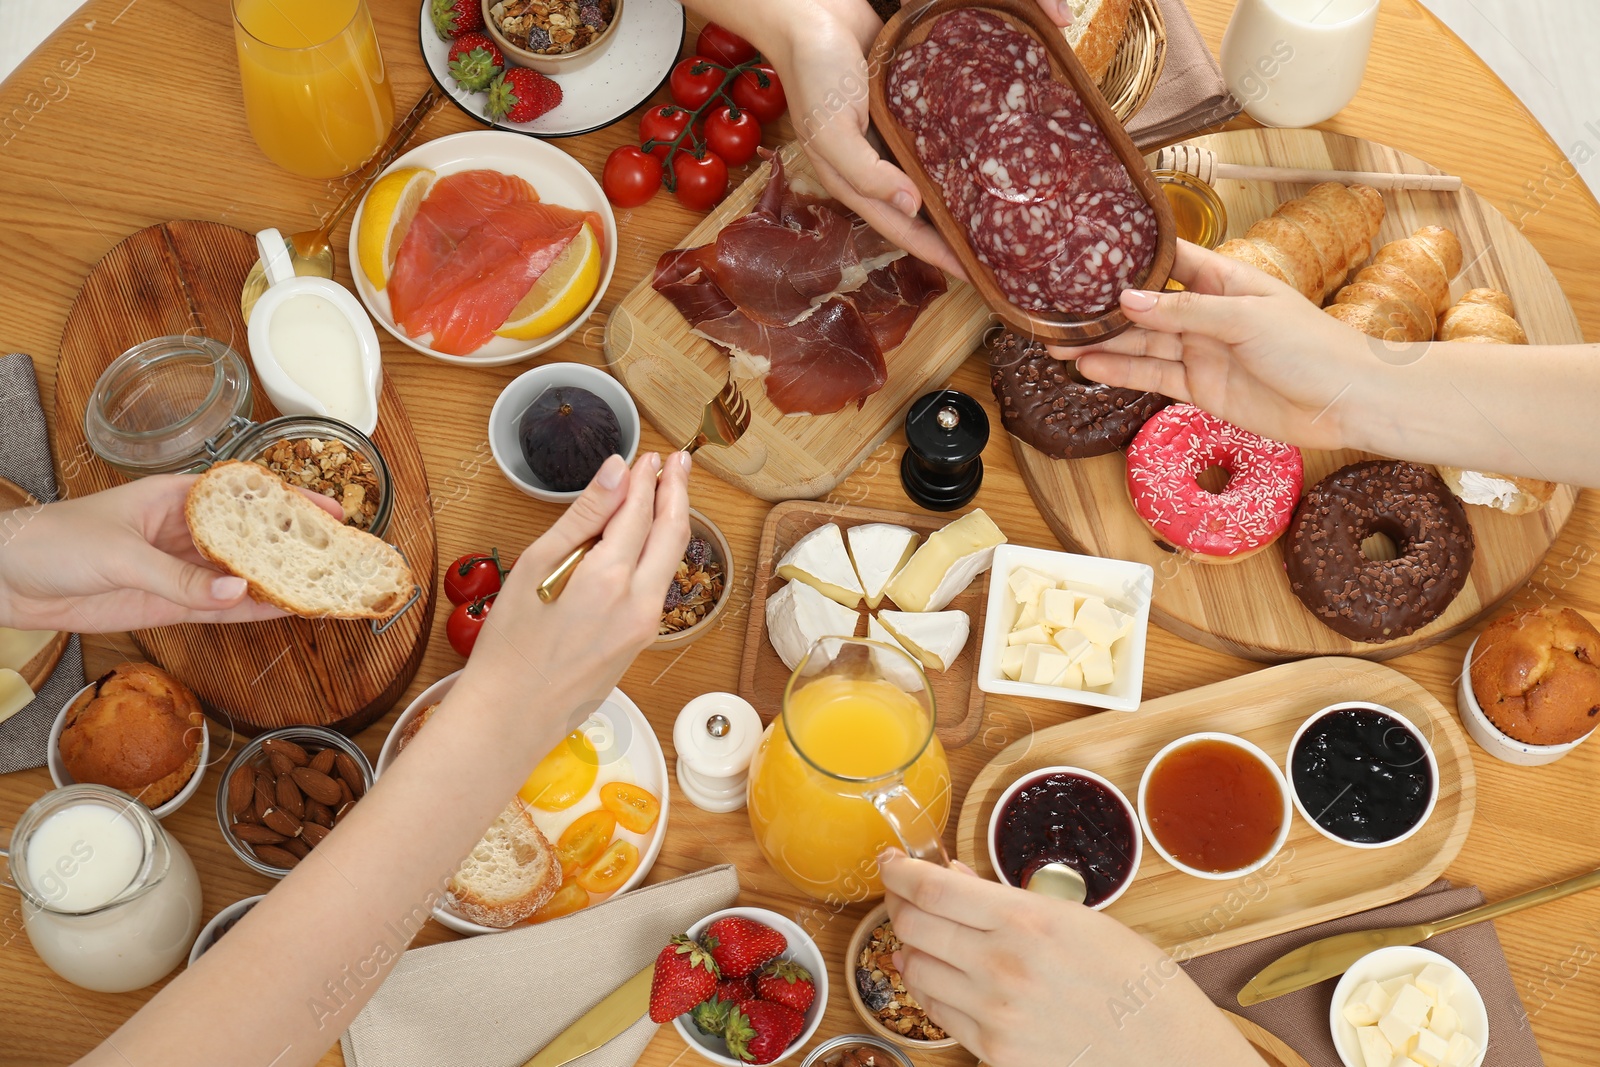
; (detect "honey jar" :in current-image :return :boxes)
[1154,170,1228,250]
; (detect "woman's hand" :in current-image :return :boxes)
[1058,240,1378,452]
[0,475,342,633]
[880,852,1260,1067]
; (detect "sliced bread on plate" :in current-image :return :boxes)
[446,798,562,928]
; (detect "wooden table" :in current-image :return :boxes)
[1,0,1597,1064]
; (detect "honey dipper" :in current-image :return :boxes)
[1152,144,1463,192]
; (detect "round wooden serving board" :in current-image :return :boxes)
[1015,128,1582,662]
[0,476,69,691]
[50,221,438,735]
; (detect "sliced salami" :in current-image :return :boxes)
[936,57,1035,150]
[969,192,1072,271]
[929,8,1009,45]
[886,37,944,133]
[971,111,1077,203]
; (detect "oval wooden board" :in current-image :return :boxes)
[50,221,437,735]
[1016,128,1582,662]
[956,657,1476,960]
[1224,1011,1314,1067]
[0,476,69,691]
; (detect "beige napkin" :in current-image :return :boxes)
[1181,880,1544,1067]
[340,865,741,1067]
[1126,0,1241,149]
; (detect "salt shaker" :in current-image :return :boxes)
[673,693,762,813]
[901,389,989,511]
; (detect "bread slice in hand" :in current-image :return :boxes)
[446,798,562,928]
[185,460,414,620]
[1064,0,1132,83]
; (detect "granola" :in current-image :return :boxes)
[659,535,724,635]
[489,0,613,54]
[255,437,381,530]
[855,920,948,1042]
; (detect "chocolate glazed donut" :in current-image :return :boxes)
[988,330,1170,459]
[1285,460,1475,642]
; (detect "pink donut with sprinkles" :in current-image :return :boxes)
[1125,404,1304,562]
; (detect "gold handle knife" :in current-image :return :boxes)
[1238,866,1600,1006]
[521,963,655,1067]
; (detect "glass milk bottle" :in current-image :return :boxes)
[4,784,203,992]
[1221,0,1380,127]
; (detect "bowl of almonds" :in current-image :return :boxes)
[215,726,373,878]
[653,508,732,651]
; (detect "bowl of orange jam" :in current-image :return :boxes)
[1136,732,1291,880]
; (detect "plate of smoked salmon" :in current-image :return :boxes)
[349,130,618,366]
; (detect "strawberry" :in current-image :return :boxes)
[648,935,720,1023]
[447,33,504,93]
[430,0,483,39]
[725,999,805,1064]
[754,959,815,1014]
[715,976,757,1003]
[701,916,787,978]
[689,995,734,1037]
[486,68,563,124]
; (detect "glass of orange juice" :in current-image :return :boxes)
[747,636,952,904]
[232,0,396,178]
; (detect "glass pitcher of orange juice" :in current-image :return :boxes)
[233,0,395,178]
[747,637,952,903]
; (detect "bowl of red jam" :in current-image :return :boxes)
[1287,702,1439,849]
[1137,733,1291,880]
[987,767,1141,909]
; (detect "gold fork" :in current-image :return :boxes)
[535,377,752,602]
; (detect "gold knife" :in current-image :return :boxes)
[1238,866,1600,1006]
[522,963,655,1067]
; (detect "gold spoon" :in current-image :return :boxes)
[240,86,442,323]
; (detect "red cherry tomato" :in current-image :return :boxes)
[602,145,662,208]
[696,22,756,67]
[730,63,785,124]
[639,104,694,162]
[669,55,726,111]
[446,594,494,657]
[703,105,760,166]
[672,150,729,211]
[443,551,504,606]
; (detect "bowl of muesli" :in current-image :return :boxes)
[482,0,623,74]
[653,508,732,651]
[845,903,959,1052]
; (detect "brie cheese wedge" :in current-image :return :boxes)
[846,523,919,609]
[878,609,970,672]
[777,524,865,608]
[883,509,1006,612]
[766,580,861,671]
[868,614,926,692]
[0,668,36,725]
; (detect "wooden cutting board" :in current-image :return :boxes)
[1016,128,1582,662]
[605,142,992,502]
[51,221,437,735]
[956,657,1475,960]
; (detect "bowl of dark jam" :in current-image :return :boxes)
[1287,702,1439,849]
[988,767,1141,909]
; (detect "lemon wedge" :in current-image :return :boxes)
[356,167,434,290]
[495,223,602,340]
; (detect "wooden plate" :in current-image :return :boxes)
[736,501,989,750]
[867,0,1176,344]
[956,657,1476,958]
[1016,127,1583,662]
[0,476,68,691]
[51,221,438,736]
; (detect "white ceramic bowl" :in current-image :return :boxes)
[985,765,1141,910]
[1286,701,1440,849]
[377,670,668,935]
[48,681,209,820]
[348,129,617,366]
[488,361,640,503]
[1330,946,1488,1067]
[246,265,383,435]
[187,894,265,966]
[1457,636,1594,765]
[976,544,1154,712]
[672,907,829,1066]
[1137,732,1291,880]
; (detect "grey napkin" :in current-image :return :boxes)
[1126,0,1242,149]
[341,865,742,1067]
[0,353,85,775]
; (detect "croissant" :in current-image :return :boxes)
[1324,225,1463,342]
[1215,182,1385,304]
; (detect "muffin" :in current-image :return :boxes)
[59,663,205,806]
[1469,607,1600,746]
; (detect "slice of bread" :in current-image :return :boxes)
[185,461,414,620]
[446,798,562,928]
[1064,0,1132,83]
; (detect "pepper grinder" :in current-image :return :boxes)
[901,389,989,511]
[673,692,763,813]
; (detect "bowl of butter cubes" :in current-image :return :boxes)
[976,545,1154,712]
[1330,946,1487,1067]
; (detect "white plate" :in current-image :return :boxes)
[348,129,619,365]
[376,670,669,935]
[417,0,682,138]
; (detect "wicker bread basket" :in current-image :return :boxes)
[1102,0,1167,123]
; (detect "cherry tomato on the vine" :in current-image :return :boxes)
[703,105,760,166]
[730,62,785,124]
[446,594,495,657]
[696,22,756,67]
[443,551,504,606]
[639,104,694,161]
[669,55,726,111]
[602,145,662,208]
[671,149,729,211]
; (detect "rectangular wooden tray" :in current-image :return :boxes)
[736,501,990,748]
[956,657,1477,958]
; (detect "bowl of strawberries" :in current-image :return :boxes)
[652,908,829,1065]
